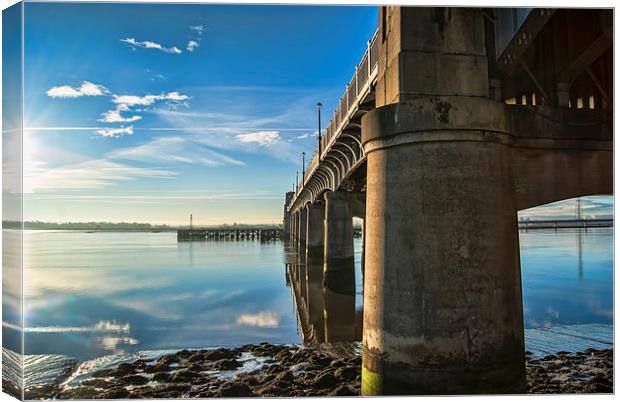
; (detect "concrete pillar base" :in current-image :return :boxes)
[306,202,325,258]
[361,99,525,395]
[362,351,525,395]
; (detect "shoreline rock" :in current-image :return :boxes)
[19,345,612,399]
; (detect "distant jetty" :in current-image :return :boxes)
[518,218,612,230]
[177,227,282,241]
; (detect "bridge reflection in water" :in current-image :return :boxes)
[285,250,362,346]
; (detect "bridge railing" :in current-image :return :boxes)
[293,30,379,202]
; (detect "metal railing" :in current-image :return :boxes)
[293,30,380,203]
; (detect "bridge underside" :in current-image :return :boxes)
[284,6,612,396]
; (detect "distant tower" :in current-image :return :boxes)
[576,198,582,220]
[190,214,193,229]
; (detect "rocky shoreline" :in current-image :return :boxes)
[20,345,613,399]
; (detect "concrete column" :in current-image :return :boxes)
[361,7,524,395]
[323,191,355,292]
[306,202,325,257]
[295,211,301,242]
[323,191,353,262]
[361,218,366,282]
[297,206,307,252]
[289,216,293,241]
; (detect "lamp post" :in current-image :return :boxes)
[301,152,306,188]
[317,102,323,158]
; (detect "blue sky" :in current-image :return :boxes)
[9,2,613,225]
[21,2,378,225]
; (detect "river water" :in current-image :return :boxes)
[2,228,613,378]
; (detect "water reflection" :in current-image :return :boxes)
[20,231,299,361]
[520,228,613,329]
[7,228,612,363]
[285,253,362,345]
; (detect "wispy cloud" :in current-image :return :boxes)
[236,131,280,146]
[46,81,108,98]
[121,37,182,54]
[24,158,175,193]
[108,136,245,167]
[186,40,199,52]
[23,191,280,202]
[189,25,205,35]
[94,126,134,138]
[519,196,613,220]
[112,92,189,107]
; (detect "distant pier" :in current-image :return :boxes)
[519,218,613,230]
[177,227,283,241]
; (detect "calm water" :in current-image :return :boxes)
[4,228,613,362]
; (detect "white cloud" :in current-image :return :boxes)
[189,25,204,35]
[112,92,189,107]
[187,40,199,52]
[46,81,107,98]
[236,131,280,146]
[121,37,182,54]
[94,126,134,138]
[99,108,142,123]
[236,311,279,327]
[165,91,189,102]
[108,136,245,167]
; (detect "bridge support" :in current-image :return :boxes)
[360,7,524,395]
[323,191,353,262]
[291,211,298,242]
[298,206,308,251]
[323,191,354,291]
[306,202,325,257]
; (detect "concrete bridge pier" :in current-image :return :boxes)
[291,211,298,243]
[306,202,325,257]
[297,207,308,251]
[323,191,355,292]
[360,7,524,395]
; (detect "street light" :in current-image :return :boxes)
[317,102,323,158]
[301,152,306,187]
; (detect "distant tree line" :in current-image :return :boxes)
[2,221,173,231]
[2,221,283,231]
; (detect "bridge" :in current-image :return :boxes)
[282,8,612,395]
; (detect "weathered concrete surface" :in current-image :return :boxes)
[375,7,488,107]
[306,203,325,257]
[283,192,294,238]
[362,102,525,395]
[361,7,526,395]
[298,208,307,251]
[292,211,299,242]
[323,191,354,263]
